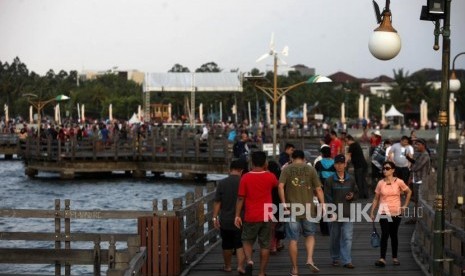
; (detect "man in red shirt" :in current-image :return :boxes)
[235,151,278,276]
[329,130,343,158]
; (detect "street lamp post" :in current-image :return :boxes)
[247,53,331,159]
[369,1,454,274]
[24,94,70,139]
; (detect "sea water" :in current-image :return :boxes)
[0,159,223,275]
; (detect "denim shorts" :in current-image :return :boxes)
[285,219,317,240]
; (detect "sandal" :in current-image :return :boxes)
[375,259,386,267]
[393,259,400,266]
[244,262,253,276]
[306,263,320,272]
[221,265,232,272]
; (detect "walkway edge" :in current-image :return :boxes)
[181,239,222,276]
[411,229,430,275]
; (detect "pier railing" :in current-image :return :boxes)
[413,160,465,275]
[0,133,19,159]
[0,182,218,276]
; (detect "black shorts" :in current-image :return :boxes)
[220,228,243,250]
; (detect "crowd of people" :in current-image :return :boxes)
[213,126,434,275]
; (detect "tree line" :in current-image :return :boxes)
[1,57,462,127]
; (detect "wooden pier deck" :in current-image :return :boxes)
[186,209,424,275]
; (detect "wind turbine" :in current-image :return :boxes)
[256,33,289,66]
[255,33,289,157]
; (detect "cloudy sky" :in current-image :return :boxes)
[1,0,464,79]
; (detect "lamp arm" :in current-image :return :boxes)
[278,81,308,97]
[254,85,274,102]
[452,52,465,70]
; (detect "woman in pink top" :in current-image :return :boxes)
[370,161,411,267]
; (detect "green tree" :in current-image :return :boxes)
[168,63,190,72]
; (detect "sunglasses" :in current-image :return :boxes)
[383,167,393,171]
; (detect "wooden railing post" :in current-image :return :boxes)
[153,199,158,211]
[167,130,172,162]
[173,197,184,259]
[47,136,52,161]
[195,187,205,254]
[185,192,195,252]
[54,199,61,276]
[109,235,116,270]
[206,182,217,244]
[162,199,168,211]
[113,134,119,161]
[93,236,101,276]
[64,199,71,276]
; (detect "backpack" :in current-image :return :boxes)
[319,158,335,180]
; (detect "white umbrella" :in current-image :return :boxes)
[219,102,222,123]
[358,95,364,119]
[168,103,172,123]
[77,103,81,123]
[303,103,308,124]
[57,104,61,125]
[29,105,33,124]
[137,105,142,121]
[4,104,8,123]
[265,102,271,125]
[340,102,346,124]
[81,104,85,122]
[280,95,286,124]
[381,104,386,126]
[54,104,59,123]
[248,101,252,126]
[423,100,428,129]
[199,103,203,123]
[420,100,426,129]
[109,104,113,121]
[364,96,370,121]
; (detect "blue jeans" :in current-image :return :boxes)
[329,221,353,265]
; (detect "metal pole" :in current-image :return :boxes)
[433,0,451,274]
[272,54,278,159]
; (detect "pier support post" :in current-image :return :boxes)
[25,168,38,178]
[60,170,75,180]
[182,172,195,180]
[132,170,146,178]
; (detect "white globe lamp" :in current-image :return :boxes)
[449,70,461,92]
[369,11,401,60]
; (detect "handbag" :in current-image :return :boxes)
[370,222,380,248]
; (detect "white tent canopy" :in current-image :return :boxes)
[385,105,404,117]
[143,72,243,125]
[128,112,141,124]
[144,72,243,92]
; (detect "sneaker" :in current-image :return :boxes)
[343,263,355,269]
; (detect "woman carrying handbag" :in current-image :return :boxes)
[370,161,412,267]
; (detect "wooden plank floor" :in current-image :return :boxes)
[187,215,424,275]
